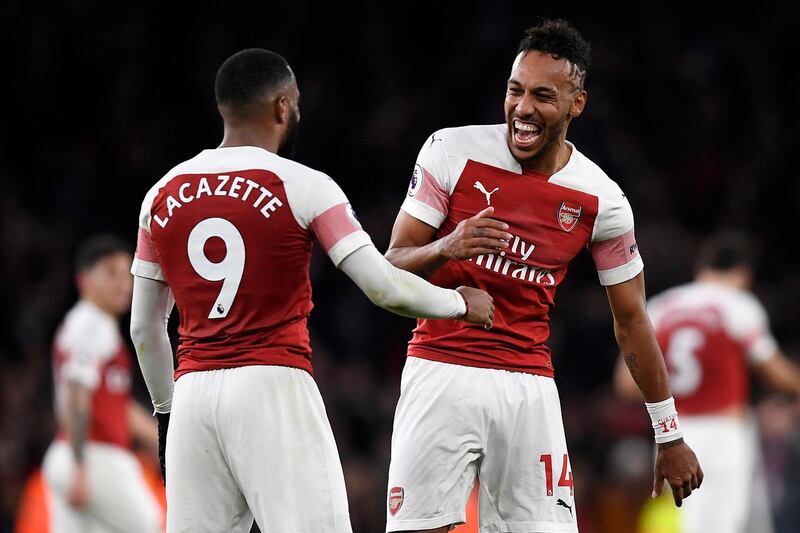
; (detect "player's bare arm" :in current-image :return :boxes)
[607,272,703,507]
[65,381,91,508]
[385,206,512,279]
[754,353,800,397]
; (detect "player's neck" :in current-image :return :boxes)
[219,126,280,154]
[81,296,120,322]
[520,139,572,176]
[696,271,748,291]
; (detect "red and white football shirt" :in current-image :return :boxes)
[131,146,371,378]
[53,300,132,449]
[648,282,778,414]
[400,124,643,376]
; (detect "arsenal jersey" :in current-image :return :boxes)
[648,282,778,414]
[400,124,643,376]
[132,146,371,378]
[53,301,133,449]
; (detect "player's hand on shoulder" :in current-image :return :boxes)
[456,286,494,330]
[652,438,703,507]
[439,207,512,261]
[67,464,90,508]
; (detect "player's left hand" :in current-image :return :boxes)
[67,464,90,508]
[156,412,170,485]
[652,438,703,507]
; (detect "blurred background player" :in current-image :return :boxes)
[129,49,493,533]
[41,235,162,533]
[383,19,702,533]
[615,232,800,533]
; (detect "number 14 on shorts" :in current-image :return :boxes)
[539,454,573,496]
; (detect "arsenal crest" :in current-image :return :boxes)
[388,486,404,516]
[557,202,582,232]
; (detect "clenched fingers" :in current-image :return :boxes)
[466,238,510,251]
[470,226,513,241]
[464,247,508,257]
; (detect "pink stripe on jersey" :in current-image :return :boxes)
[310,203,361,253]
[591,229,639,270]
[135,228,160,263]
[415,167,449,215]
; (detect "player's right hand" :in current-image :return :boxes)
[652,438,703,507]
[156,412,170,485]
[456,286,494,329]
[67,464,90,509]
[439,206,512,261]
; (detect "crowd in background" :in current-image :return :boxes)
[2,3,800,532]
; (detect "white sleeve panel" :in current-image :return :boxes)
[283,171,350,229]
[57,304,120,390]
[399,134,453,229]
[589,185,643,286]
[130,276,176,414]
[724,292,779,364]
[339,244,466,319]
[284,173,372,267]
[591,187,636,243]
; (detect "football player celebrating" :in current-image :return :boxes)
[383,19,702,533]
[129,49,494,532]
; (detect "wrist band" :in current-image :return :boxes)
[645,397,683,444]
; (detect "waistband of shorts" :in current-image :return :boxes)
[407,351,555,378]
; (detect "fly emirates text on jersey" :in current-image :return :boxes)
[469,235,556,286]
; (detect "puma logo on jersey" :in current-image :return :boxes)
[556,499,573,517]
[474,181,499,206]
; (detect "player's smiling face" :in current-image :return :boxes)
[504,51,586,167]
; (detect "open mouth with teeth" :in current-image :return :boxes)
[511,119,543,148]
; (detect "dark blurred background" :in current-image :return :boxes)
[2,2,800,532]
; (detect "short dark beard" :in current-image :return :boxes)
[278,108,300,158]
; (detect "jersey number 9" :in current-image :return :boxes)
[188,218,246,319]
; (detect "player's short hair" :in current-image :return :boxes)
[517,19,591,90]
[695,232,758,273]
[74,234,132,273]
[214,48,294,112]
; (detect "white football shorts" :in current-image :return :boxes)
[387,357,578,533]
[166,364,352,533]
[42,440,161,533]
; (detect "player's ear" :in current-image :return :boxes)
[569,90,587,118]
[274,95,290,125]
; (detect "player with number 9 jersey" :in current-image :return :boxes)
[132,148,367,378]
[129,49,493,533]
